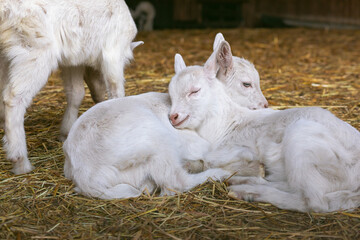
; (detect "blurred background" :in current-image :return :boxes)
[126,0,360,30]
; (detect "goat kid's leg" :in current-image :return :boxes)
[59,66,85,141]
[227,176,306,211]
[94,184,142,200]
[3,54,55,174]
[182,159,205,174]
[228,175,289,191]
[158,166,231,196]
[150,150,231,196]
[228,176,267,185]
[205,146,265,177]
[185,168,231,190]
[84,67,106,103]
[228,183,307,212]
[178,129,210,173]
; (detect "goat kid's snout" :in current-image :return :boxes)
[252,99,269,110]
[169,113,179,125]
[169,112,189,127]
[170,112,186,127]
[263,101,269,109]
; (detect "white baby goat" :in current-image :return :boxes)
[64,92,231,199]
[169,42,360,213]
[0,0,140,174]
[63,33,267,199]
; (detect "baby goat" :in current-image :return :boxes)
[0,0,140,174]
[63,33,267,199]
[64,92,231,199]
[169,42,360,212]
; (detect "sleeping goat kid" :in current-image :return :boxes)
[0,0,140,175]
[169,42,360,213]
[64,93,231,199]
[63,33,267,199]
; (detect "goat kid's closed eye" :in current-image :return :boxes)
[188,88,201,97]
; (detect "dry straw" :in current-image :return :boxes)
[1,28,359,239]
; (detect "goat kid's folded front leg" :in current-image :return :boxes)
[205,146,265,177]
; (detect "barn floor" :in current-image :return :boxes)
[0,28,359,239]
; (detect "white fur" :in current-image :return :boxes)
[0,0,140,174]
[64,92,231,199]
[131,1,156,31]
[213,34,268,110]
[63,33,267,199]
[168,45,360,212]
[59,41,143,141]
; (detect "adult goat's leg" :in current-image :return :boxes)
[59,66,85,141]
[0,54,9,129]
[84,67,106,103]
[101,45,129,98]
[3,54,55,174]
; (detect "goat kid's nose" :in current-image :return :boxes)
[169,113,179,125]
[264,102,269,108]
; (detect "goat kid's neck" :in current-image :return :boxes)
[197,88,249,146]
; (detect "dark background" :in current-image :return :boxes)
[126,0,360,29]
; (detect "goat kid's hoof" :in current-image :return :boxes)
[227,177,250,185]
[228,191,240,199]
[228,190,259,202]
[183,159,204,173]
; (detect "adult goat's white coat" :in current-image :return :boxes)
[169,42,360,212]
[0,0,139,174]
[63,33,267,199]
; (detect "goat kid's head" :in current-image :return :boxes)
[213,33,268,110]
[169,36,268,129]
[169,43,226,129]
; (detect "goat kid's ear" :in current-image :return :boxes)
[216,41,233,71]
[174,53,186,74]
[131,41,144,50]
[213,33,225,51]
[204,51,219,79]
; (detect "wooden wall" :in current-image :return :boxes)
[127,0,360,29]
[243,0,360,28]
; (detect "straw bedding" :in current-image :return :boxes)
[0,28,359,239]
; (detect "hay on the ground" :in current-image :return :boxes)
[0,28,359,239]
